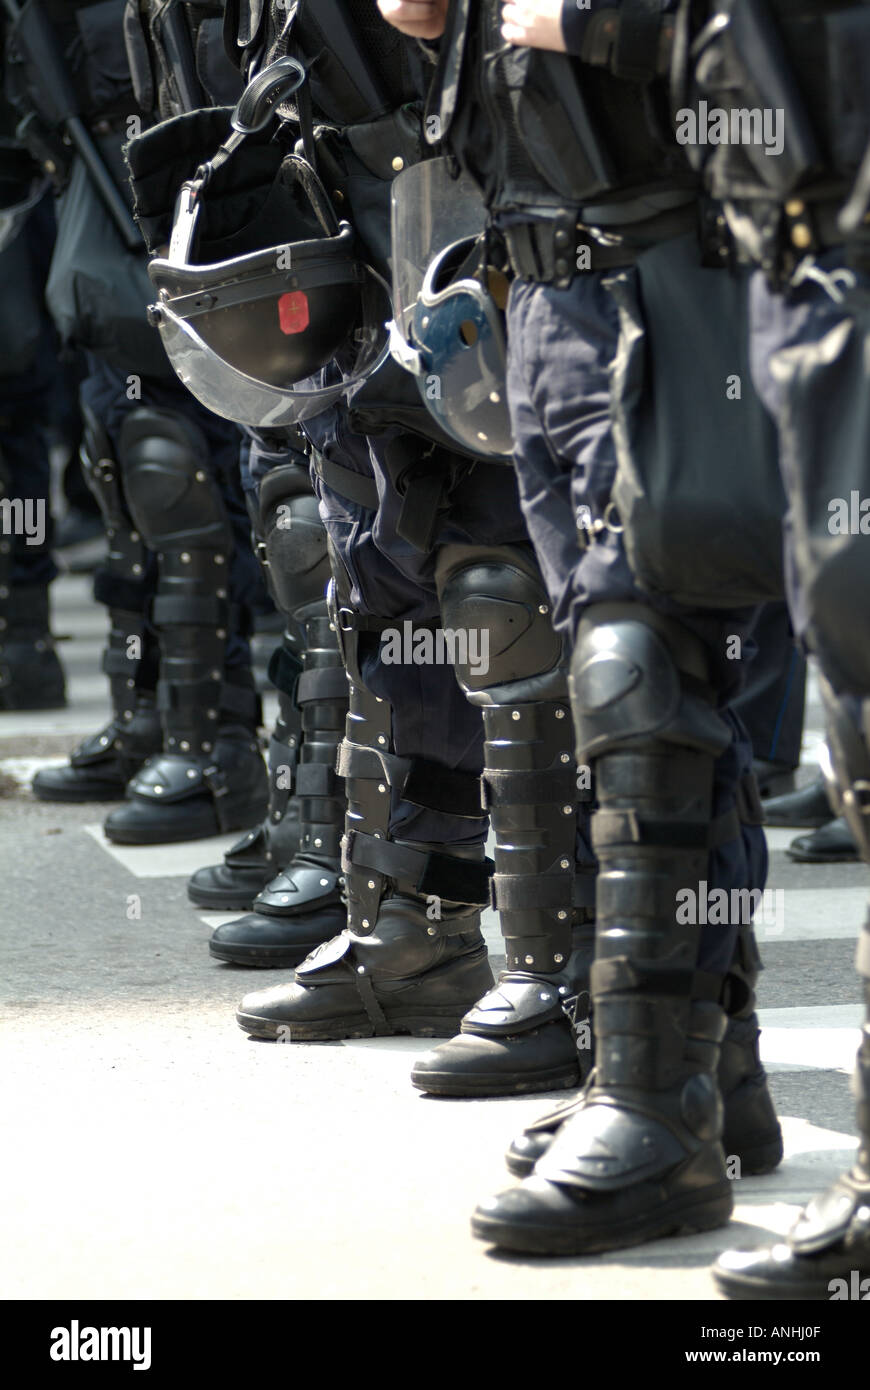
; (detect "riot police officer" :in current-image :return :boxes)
[381,0,782,1254]
[4,0,267,842]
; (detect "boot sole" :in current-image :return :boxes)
[32,782,126,804]
[237,1004,473,1042]
[472,1185,733,1257]
[105,798,268,845]
[411,1065,579,1098]
[188,886,265,911]
[211,940,323,968]
[713,1267,833,1301]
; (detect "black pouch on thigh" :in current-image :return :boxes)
[608,233,785,608]
[772,281,870,691]
[46,153,172,380]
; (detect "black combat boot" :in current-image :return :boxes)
[472,609,736,1255]
[103,408,267,844]
[31,411,161,794]
[208,610,348,961]
[411,694,596,1096]
[505,922,783,1176]
[236,653,493,1039]
[763,772,833,828]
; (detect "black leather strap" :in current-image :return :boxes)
[312,452,379,510]
[343,829,492,905]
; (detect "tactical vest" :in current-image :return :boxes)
[689,0,870,205]
[431,0,695,224]
[124,0,241,121]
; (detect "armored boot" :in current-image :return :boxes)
[410,543,595,1094]
[505,921,783,1176]
[209,610,349,962]
[473,608,735,1255]
[412,696,596,1096]
[715,683,870,1297]
[188,653,302,909]
[199,457,347,939]
[104,408,266,844]
[236,616,494,1039]
[32,412,161,795]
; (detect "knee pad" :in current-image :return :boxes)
[570,605,732,763]
[435,544,564,702]
[259,462,331,624]
[119,407,230,555]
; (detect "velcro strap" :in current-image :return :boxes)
[592,808,740,849]
[352,969,392,1035]
[102,645,138,677]
[395,465,445,552]
[344,830,492,904]
[312,452,379,510]
[337,742,485,818]
[491,874,572,911]
[157,678,219,712]
[295,762,337,797]
[482,766,576,808]
[612,0,663,82]
[573,872,596,910]
[592,958,724,1001]
[152,594,224,626]
[402,758,486,819]
[267,642,302,699]
[296,665,349,705]
[220,682,261,723]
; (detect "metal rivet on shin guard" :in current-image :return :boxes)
[217,630,226,639]
[132,564,142,575]
[130,532,139,543]
[560,859,570,869]
[511,711,521,720]
[100,736,109,746]
[202,743,212,752]
[180,553,190,563]
[368,880,376,889]
[557,911,568,920]
[554,954,565,964]
[320,878,329,886]
[525,955,534,965]
[427,927,437,936]
[560,754,570,763]
[181,741,190,751]
[153,785,163,794]
[538,605,548,614]
[562,805,572,815]
[357,965,366,973]
[314,838,322,848]
[540,993,552,1002]
[123,711,132,720]
[207,710,218,720]
[555,708,565,719]
[195,471,206,482]
[378,784,386,793]
[215,555,224,565]
[362,919,370,929]
[377,736,386,745]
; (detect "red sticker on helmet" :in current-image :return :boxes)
[278,291,310,335]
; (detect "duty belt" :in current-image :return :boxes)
[504,202,699,288]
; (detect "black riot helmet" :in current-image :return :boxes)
[147,58,390,427]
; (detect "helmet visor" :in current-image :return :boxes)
[391,157,489,360]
